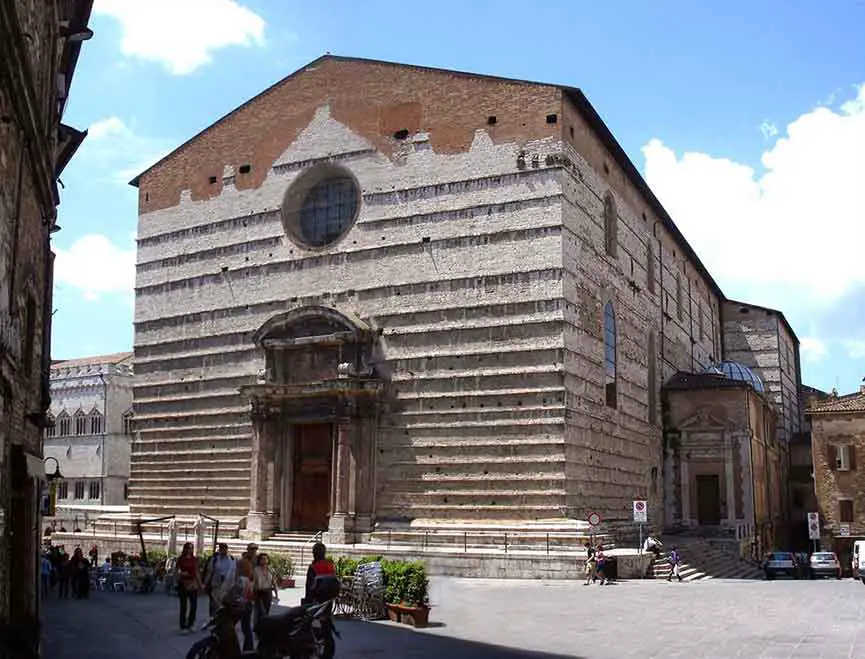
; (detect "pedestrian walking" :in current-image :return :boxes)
[57,552,70,599]
[595,546,607,585]
[583,543,597,585]
[41,554,52,598]
[70,547,90,599]
[203,542,235,615]
[667,546,683,582]
[176,542,203,632]
[236,543,259,651]
[253,553,279,629]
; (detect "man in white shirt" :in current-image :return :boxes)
[204,542,235,614]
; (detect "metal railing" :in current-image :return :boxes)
[373,528,604,555]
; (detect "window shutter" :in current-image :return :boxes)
[849,446,857,471]
[828,444,838,470]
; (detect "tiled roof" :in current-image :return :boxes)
[51,351,133,369]
[807,390,865,416]
[663,371,750,391]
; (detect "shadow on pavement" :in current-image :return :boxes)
[334,618,584,658]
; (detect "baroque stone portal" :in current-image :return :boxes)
[239,306,382,542]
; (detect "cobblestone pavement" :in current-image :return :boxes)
[42,578,865,658]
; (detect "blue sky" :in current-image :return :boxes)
[54,0,865,394]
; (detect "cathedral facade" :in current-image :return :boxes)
[129,56,798,545]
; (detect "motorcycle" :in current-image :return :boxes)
[185,598,337,659]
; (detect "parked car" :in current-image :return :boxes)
[763,551,798,580]
[809,552,842,579]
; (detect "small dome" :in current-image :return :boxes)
[705,361,765,393]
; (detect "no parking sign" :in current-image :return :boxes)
[633,500,648,523]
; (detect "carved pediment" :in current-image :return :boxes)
[678,407,733,430]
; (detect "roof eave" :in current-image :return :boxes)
[562,88,725,302]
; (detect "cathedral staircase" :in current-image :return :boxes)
[648,536,763,581]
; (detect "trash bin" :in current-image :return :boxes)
[605,557,618,581]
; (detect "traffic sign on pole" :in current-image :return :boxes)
[633,500,648,523]
[807,512,820,540]
[588,512,601,527]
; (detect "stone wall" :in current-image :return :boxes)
[0,0,91,643]
[131,59,568,524]
[811,413,865,538]
[558,95,723,534]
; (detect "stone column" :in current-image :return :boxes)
[247,401,278,539]
[680,453,691,527]
[725,436,737,524]
[327,419,355,543]
[353,416,376,535]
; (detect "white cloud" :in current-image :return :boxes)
[54,234,136,302]
[94,0,266,75]
[81,116,171,184]
[759,120,778,139]
[643,83,865,303]
[88,116,130,140]
[800,337,829,363]
[843,340,865,359]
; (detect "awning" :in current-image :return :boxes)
[25,453,46,479]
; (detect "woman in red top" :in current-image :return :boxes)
[176,542,202,631]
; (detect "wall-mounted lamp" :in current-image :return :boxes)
[43,456,63,482]
[60,26,94,43]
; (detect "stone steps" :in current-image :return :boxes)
[649,537,764,581]
[376,503,566,520]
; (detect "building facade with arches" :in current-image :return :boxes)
[127,56,802,545]
[43,352,134,530]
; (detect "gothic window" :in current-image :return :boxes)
[74,410,87,436]
[89,410,103,435]
[74,481,85,500]
[122,411,134,436]
[603,192,618,257]
[57,412,71,437]
[648,331,657,424]
[604,301,617,409]
[45,413,56,439]
[647,241,656,293]
[88,480,101,500]
[57,481,68,499]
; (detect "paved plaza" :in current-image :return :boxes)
[42,577,865,658]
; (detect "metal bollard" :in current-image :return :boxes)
[464,531,467,553]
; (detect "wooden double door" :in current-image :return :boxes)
[290,423,333,532]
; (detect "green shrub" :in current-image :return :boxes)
[146,548,168,565]
[330,556,428,607]
[268,553,295,580]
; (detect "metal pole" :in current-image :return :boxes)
[639,523,643,555]
[546,533,550,555]
[464,531,467,553]
[504,533,508,554]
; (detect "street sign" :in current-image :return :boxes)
[840,524,851,537]
[807,512,820,540]
[588,512,601,527]
[633,500,648,523]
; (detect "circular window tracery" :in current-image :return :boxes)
[282,164,361,249]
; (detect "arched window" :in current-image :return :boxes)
[648,331,657,424]
[604,301,617,409]
[122,410,134,436]
[44,413,56,439]
[74,410,87,436]
[89,410,103,435]
[603,192,618,257]
[57,412,71,437]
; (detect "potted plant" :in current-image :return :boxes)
[383,560,408,622]
[398,561,430,628]
[270,553,296,589]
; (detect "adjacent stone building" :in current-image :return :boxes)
[128,56,802,548]
[43,352,134,531]
[807,385,865,560]
[0,0,93,651]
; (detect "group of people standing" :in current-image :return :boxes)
[41,545,98,599]
[175,541,280,652]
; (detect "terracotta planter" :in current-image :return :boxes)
[278,577,295,589]
[399,605,430,628]
[386,603,402,622]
